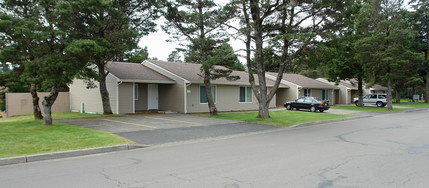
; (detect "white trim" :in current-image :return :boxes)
[190,81,289,88]
[109,73,121,80]
[265,73,302,88]
[199,85,217,104]
[120,79,175,84]
[184,82,190,113]
[116,80,120,114]
[142,60,190,83]
[132,82,135,113]
[346,88,351,104]
[297,86,302,99]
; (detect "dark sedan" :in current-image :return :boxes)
[284,97,330,112]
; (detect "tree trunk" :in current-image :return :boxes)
[425,34,429,103]
[395,87,401,103]
[357,76,364,107]
[98,65,113,114]
[387,79,393,110]
[257,99,270,119]
[30,83,43,120]
[203,69,218,116]
[42,85,59,125]
[426,67,429,103]
[251,2,270,119]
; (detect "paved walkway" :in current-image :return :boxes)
[57,114,279,145]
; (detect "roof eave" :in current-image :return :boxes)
[119,79,175,84]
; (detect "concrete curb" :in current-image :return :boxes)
[402,108,427,113]
[290,115,372,128]
[0,144,148,166]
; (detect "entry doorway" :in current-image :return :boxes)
[148,84,159,110]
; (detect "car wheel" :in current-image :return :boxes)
[296,108,300,111]
[376,101,383,107]
[310,106,316,112]
[286,104,292,110]
[319,110,324,112]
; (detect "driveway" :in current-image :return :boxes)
[57,114,279,145]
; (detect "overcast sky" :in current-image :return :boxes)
[138,0,232,62]
[138,0,412,63]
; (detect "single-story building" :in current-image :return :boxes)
[317,78,358,104]
[266,73,340,106]
[316,78,388,104]
[69,60,288,114]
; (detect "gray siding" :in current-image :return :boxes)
[285,85,299,101]
[186,84,276,113]
[69,74,118,114]
[118,82,133,114]
[276,88,288,106]
[135,83,148,111]
[315,79,352,104]
[159,82,186,113]
[299,88,336,105]
[143,62,186,113]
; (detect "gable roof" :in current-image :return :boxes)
[348,78,388,90]
[106,61,175,83]
[267,72,339,89]
[147,60,288,88]
[317,78,358,90]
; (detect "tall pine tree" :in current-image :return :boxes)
[163,0,238,116]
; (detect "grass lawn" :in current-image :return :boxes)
[330,105,415,112]
[0,112,124,122]
[201,110,355,127]
[393,102,429,108]
[0,112,132,158]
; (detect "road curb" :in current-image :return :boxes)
[402,108,427,113]
[290,115,372,128]
[0,144,148,166]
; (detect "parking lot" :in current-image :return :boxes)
[57,114,279,145]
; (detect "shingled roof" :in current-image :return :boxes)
[317,78,358,90]
[147,60,288,88]
[348,78,387,90]
[267,72,339,89]
[106,61,174,83]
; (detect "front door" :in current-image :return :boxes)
[148,84,158,110]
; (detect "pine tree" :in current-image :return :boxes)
[163,0,238,116]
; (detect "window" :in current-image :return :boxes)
[296,97,305,102]
[322,90,329,100]
[200,85,216,104]
[304,89,311,97]
[134,83,139,100]
[239,87,253,103]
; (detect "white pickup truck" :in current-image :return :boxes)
[354,94,387,107]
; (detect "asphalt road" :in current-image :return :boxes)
[2,110,429,188]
